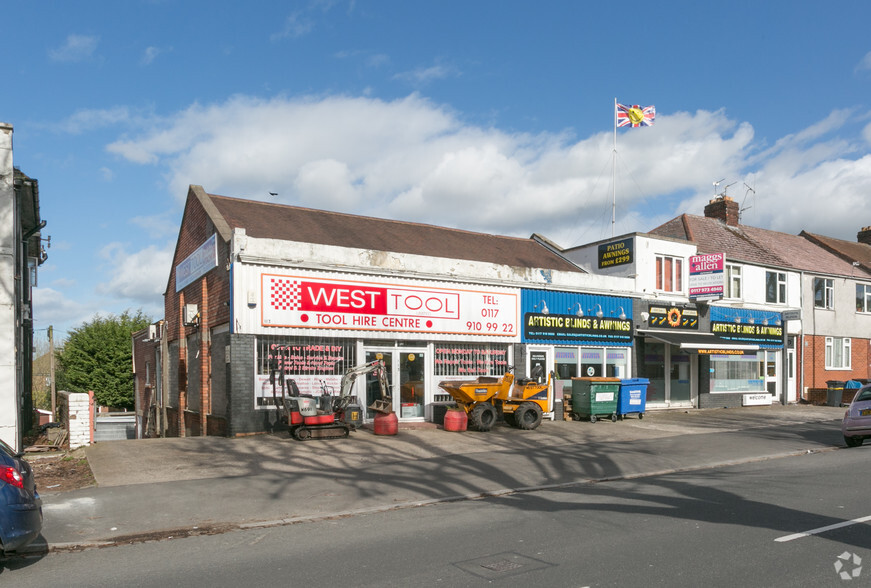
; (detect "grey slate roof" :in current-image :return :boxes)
[801,231,871,273]
[649,214,871,279]
[203,190,582,273]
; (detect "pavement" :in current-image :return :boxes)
[22,403,850,553]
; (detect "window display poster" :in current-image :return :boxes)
[256,374,343,408]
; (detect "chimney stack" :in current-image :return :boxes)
[858,226,871,245]
[704,195,740,227]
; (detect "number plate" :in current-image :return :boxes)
[860,409,871,416]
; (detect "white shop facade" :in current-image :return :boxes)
[233,264,523,423]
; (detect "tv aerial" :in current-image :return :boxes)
[740,182,756,220]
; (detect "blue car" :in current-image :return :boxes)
[0,438,42,553]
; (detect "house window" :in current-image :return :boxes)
[725,264,742,299]
[857,284,871,313]
[656,255,683,293]
[825,337,851,369]
[813,278,834,309]
[765,271,787,304]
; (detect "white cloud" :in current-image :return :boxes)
[31,287,92,334]
[141,46,170,66]
[104,93,871,246]
[131,211,183,239]
[58,106,133,134]
[96,242,174,306]
[393,62,460,86]
[855,51,871,74]
[270,12,314,41]
[49,34,98,63]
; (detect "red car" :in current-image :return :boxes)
[842,384,871,448]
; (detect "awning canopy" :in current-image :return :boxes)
[638,330,760,354]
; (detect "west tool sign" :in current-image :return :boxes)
[261,273,519,337]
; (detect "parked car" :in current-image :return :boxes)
[842,384,871,448]
[0,438,43,553]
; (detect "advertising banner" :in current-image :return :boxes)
[647,305,699,330]
[688,253,724,300]
[261,273,518,337]
[597,238,634,269]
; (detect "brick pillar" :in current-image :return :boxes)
[200,278,210,436]
[178,292,187,437]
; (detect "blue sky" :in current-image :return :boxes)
[5,1,871,339]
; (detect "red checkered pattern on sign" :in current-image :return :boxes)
[269,278,301,310]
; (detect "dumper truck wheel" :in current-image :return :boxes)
[469,403,497,431]
[515,403,543,430]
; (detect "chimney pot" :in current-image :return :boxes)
[858,226,871,245]
[704,195,740,227]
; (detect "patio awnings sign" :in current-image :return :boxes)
[597,238,633,269]
[688,253,724,300]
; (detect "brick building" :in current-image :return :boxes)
[649,196,871,404]
[146,185,635,437]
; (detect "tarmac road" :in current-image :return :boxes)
[24,404,848,553]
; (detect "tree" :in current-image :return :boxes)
[56,309,152,410]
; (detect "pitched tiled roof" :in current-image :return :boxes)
[649,214,871,278]
[801,231,871,273]
[204,190,581,272]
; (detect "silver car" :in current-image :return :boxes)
[842,384,871,448]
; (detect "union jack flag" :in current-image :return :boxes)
[617,103,655,127]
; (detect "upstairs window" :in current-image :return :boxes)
[857,284,871,313]
[656,255,683,293]
[765,271,787,304]
[725,264,742,299]
[813,278,834,309]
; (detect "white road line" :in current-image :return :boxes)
[775,515,871,542]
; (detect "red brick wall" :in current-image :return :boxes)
[163,189,234,436]
[132,324,161,435]
[164,190,231,345]
[803,334,870,390]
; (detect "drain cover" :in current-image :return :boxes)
[454,551,553,579]
[481,559,524,572]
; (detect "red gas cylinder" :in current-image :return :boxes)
[373,411,399,435]
[443,409,467,432]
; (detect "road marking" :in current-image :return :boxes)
[775,515,871,542]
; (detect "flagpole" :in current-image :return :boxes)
[612,98,617,237]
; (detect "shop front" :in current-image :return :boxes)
[520,289,634,410]
[238,266,521,424]
[634,303,783,408]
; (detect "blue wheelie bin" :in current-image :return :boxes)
[617,378,649,420]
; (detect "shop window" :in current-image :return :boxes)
[433,343,508,377]
[255,336,357,408]
[725,264,742,299]
[555,347,577,379]
[857,284,871,313]
[656,255,683,293]
[825,337,851,369]
[813,277,834,309]
[710,353,764,392]
[580,348,603,377]
[606,348,629,378]
[765,271,787,304]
